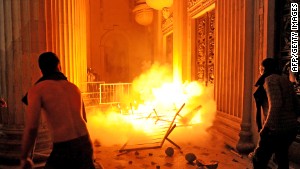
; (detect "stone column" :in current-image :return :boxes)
[172,0,187,83]
[0,0,51,162]
[45,0,88,87]
[236,0,255,153]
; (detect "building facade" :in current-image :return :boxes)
[0,0,299,164]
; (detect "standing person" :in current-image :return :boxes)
[252,58,299,169]
[20,52,97,169]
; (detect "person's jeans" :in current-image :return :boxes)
[252,128,297,169]
[44,135,96,169]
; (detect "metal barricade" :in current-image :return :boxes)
[99,83,132,104]
[80,81,105,107]
[80,82,132,107]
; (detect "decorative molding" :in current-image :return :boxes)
[195,10,215,85]
[162,13,173,34]
[195,15,206,83]
[188,0,215,17]
[207,10,215,85]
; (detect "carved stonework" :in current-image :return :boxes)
[195,10,215,85]
[188,0,209,8]
[162,13,173,34]
[207,10,215,85]
[188,0,214,14]
[278,0,300,59]
[196,15,206,82]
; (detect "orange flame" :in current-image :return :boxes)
[87,63,216,146]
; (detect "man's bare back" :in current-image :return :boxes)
[20,52,97,169]
[27,80,88,143]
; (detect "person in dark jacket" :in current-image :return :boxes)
[252,58,299,169]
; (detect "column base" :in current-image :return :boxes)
[236,123,255,154]
[0,127,52,164]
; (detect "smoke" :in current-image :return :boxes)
[86,63,217,147]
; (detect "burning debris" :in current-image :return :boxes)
[87,63,217,155]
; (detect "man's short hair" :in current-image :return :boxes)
[38,52,60,75]
[262,58,280,74]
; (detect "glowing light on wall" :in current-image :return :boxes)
[145,0,173,10]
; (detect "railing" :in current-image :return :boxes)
[80,82,132,107]
[99,83,132,104]
[80,81,104,107]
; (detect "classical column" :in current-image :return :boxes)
[45,0,88,87]
[0,0,51,162]
[236,0,255,153]
[172,0,187,83]
[207,0,255,153]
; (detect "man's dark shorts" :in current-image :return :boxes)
[44,134,96,169]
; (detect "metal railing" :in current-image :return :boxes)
[80,82,132,107]
[80,81,104,107]
[99,83,131,104]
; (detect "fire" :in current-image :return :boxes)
[86,63,216,146]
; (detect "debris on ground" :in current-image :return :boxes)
[196,159,219,169]
[165,147,174,157]
[185,153,197,164]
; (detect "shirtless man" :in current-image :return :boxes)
[20,52,96,169]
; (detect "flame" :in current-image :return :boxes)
[86,63,216,146]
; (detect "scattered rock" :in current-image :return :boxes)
[128,161,132,164]
[165,147,174,157]
[206,161,218,169]
[201,152,209,156]
[156,165,160,169]
[185,153,197,164]
[196,159,219,169]
[164,162,173,167]
[196,159,205,166]
[134,151,139,156]
[151,161,156,165]
[149,153,153,156]
[232,158,238,162]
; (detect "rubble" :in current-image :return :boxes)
[196,159,219,169]
[185,153,197,163]
[165,147,174,157]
